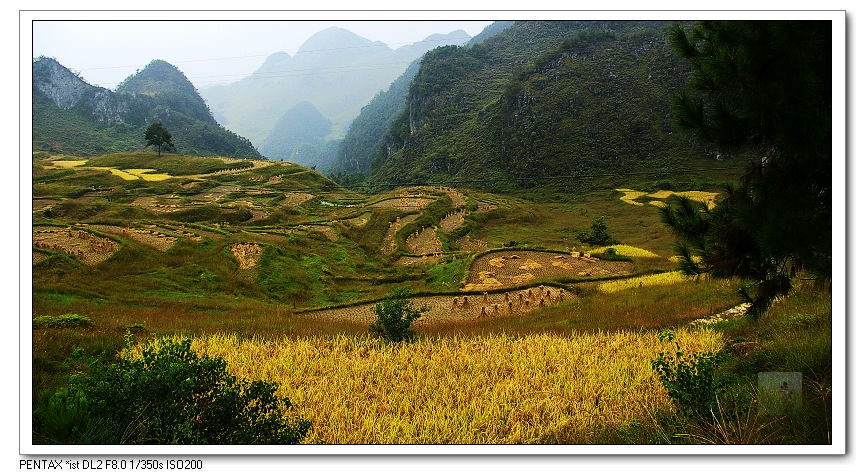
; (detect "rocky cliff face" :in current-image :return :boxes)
[32,56,261,158]
[33,57,101,111]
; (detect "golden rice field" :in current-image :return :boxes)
[586,244,659,258]
[124,168,172,181]
[51,160,87,168]
[135,329,723,444]
[616,189,720,209]
[598,271,688,293]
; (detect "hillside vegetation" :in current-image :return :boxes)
[33,57,261,159]
[360,21,731,192]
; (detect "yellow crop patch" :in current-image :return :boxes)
[598,271,688,293]
[124,169,172,181]
[107,168,139,181]
[51,160,87,168]
[615,188,647,206]
[587,244,659,258]
[132,330,723,444]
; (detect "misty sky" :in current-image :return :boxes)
[33,21,493,90]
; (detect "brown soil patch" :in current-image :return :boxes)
[230,243,262,269]
[465,250,632,290]
[33,251,49,265]
[439,210,465,233]
[266,175,283,184]
[346,213,372,228]
[33,199,59,211]
[396,255,440,266]
[476,201,499,213]
[301,225,339,242]
[442,188,466,207]
[181,181,199,189]
[381,214,418,255]
[131,196,183,213]
[456,235,488,252]
[198,185,239,201]
[405,226,442,255]
[283,192,315,207]
[33,227,119,265]
[89,224,178,251]
[303,285,575,325]
[368,197,434,211]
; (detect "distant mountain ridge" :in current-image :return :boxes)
[32,57,261,158]
[201,27,471,165]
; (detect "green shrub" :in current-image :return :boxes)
[33,314,91,329]
[577,217,619,246]
[33,339,311,444]
[369,288,429,343]
[651,332,728,419]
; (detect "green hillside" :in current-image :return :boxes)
[365,21,736,192]
[33,57,261,159]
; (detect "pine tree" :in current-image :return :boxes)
[663,21,832,317]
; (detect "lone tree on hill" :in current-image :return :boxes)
[144,122,175,156]
[662,21,831,317]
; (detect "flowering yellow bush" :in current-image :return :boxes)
[131,330,723,444]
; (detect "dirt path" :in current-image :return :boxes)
[465,250,632,291]
[302,284,576,326]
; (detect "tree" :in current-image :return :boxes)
[663,21,831,317]
[144,122,174,156]
[369,287,429,343]
[34,339,311,444]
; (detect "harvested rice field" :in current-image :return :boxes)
[465,251,632,290]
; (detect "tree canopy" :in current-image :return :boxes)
[144,122,175,156]
[663,20,832,317]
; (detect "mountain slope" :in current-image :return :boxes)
[259,101,338,169]
[200,27,470,161]
[330,58,422,176]
[368,21,712,191]
[32,57,261,158]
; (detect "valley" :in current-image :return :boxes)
[29,19,834,448]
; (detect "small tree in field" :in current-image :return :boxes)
[144,122,174,156]
[370,288,429,343]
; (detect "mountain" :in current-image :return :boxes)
[329,58,422,176]
[32,57,261,158]
[365,21,714,191]
[259,101,338,169]
[200,27,470,162]
[465,20,516,47]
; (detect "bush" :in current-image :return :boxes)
[369,288,429,343]
[33,314,91,328]
[577,217,619,246]
[33,339,311,444]
[651,332,728,419]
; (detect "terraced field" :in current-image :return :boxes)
[465,251,633,290]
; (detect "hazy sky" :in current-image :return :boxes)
[33,21,493,90]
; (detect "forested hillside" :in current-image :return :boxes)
[363,21,720,192]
